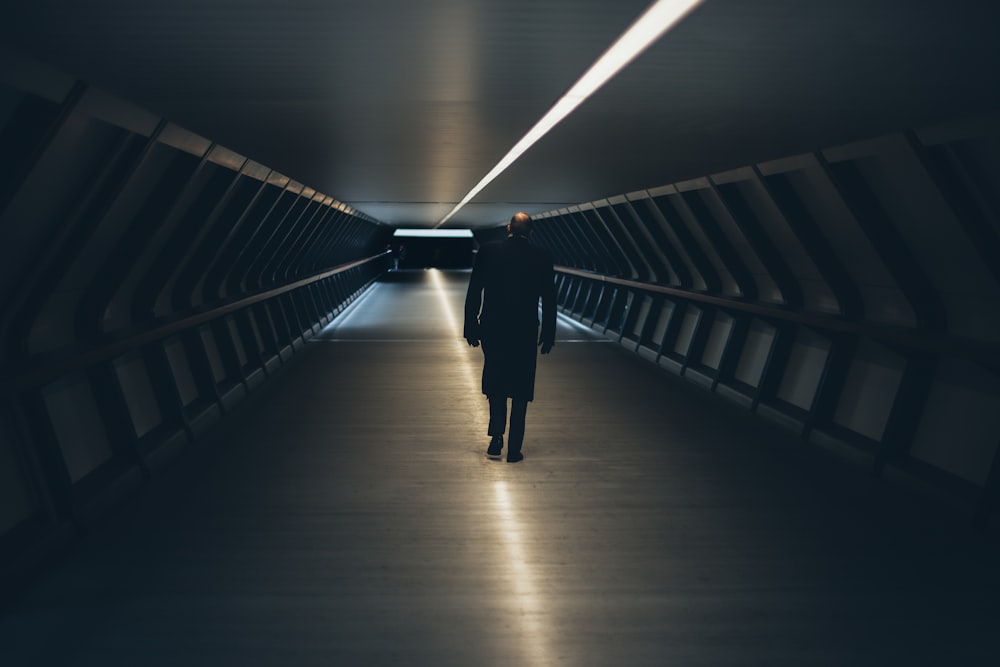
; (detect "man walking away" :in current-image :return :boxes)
[464,212,556,462]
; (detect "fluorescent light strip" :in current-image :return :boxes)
[435,0,704,227]
[393,228,474,238]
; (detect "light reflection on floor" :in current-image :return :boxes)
[428,268,553,666]
[428,269,480,391]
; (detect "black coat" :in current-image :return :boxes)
[464,234,556,401]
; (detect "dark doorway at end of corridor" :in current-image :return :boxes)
[391,236,476,269]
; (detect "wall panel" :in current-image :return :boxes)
[766,158,916,326]
[687,184,778,302]
[910,360,1000,486]
[529,108,1000,523]
[673,308,701,358]
[733,319,775,389]
[831,340,905,442]
[700,313,734,371]
[42,376,113,483]
[850,136,1000,341]
[113,354,163,439]
[726,175,837,313]
[0,58,391,592]
[775,329,829,411]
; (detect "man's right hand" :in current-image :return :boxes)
[539,340,553,354]
[467,338,480,348]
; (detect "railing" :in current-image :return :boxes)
[1,252,392,396]
[1,250,393,597]
[556,265,1000,368]
[555,264,1000,530]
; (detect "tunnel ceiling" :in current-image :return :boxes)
[1,0,998,228]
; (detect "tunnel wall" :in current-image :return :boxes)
[0,53,392,587]
[480,116,1000,526]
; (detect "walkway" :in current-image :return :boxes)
[2,270,998,666]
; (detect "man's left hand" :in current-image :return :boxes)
[467,338,480,348]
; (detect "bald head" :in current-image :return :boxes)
[508,212,532,238]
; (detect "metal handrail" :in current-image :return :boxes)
[0,252,390,396]
[556,265,1000,366]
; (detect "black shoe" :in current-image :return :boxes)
[487,435,503,459]
[506,452,523,463]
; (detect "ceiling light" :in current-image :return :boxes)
[435,0,704,227]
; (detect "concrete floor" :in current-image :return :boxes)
[2,269,998,665]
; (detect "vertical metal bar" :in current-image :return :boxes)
[259,193,325,287]
[565,212,611,274]
[709,178,804,308]
[180,329,221,407]
[974,440,1000,531]
[86,362,149,478]
[545,216,590,271]
[170,157,253,310]
[576,209,635,279]
[676,189,757,300]
[872,353,937,477]
[653,299,684,363]
[713,313,751,392]
[4,121,155,357]
[647,193,722,293]
[280,200,337,282]
[816,151,947,331]
[627,197,691,288]
[606,201,664,283]
[752,166,865,319]
[905,132,1000,288]
[0,81,87,216]
[128,144,222,320]
[751,321,795,413]
[680,307,713,376]
[804,333,857,439]
[77,144,209,339]
[197,172,275,301]
[140,341,192,438]
[238,185,306,293]
[302,209,350,274]
[218,183,294,298]
[14,393,76,523]
[593,204,653,282]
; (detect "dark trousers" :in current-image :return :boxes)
[487,395,528,454]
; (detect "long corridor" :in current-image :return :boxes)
[2,270,998,666]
